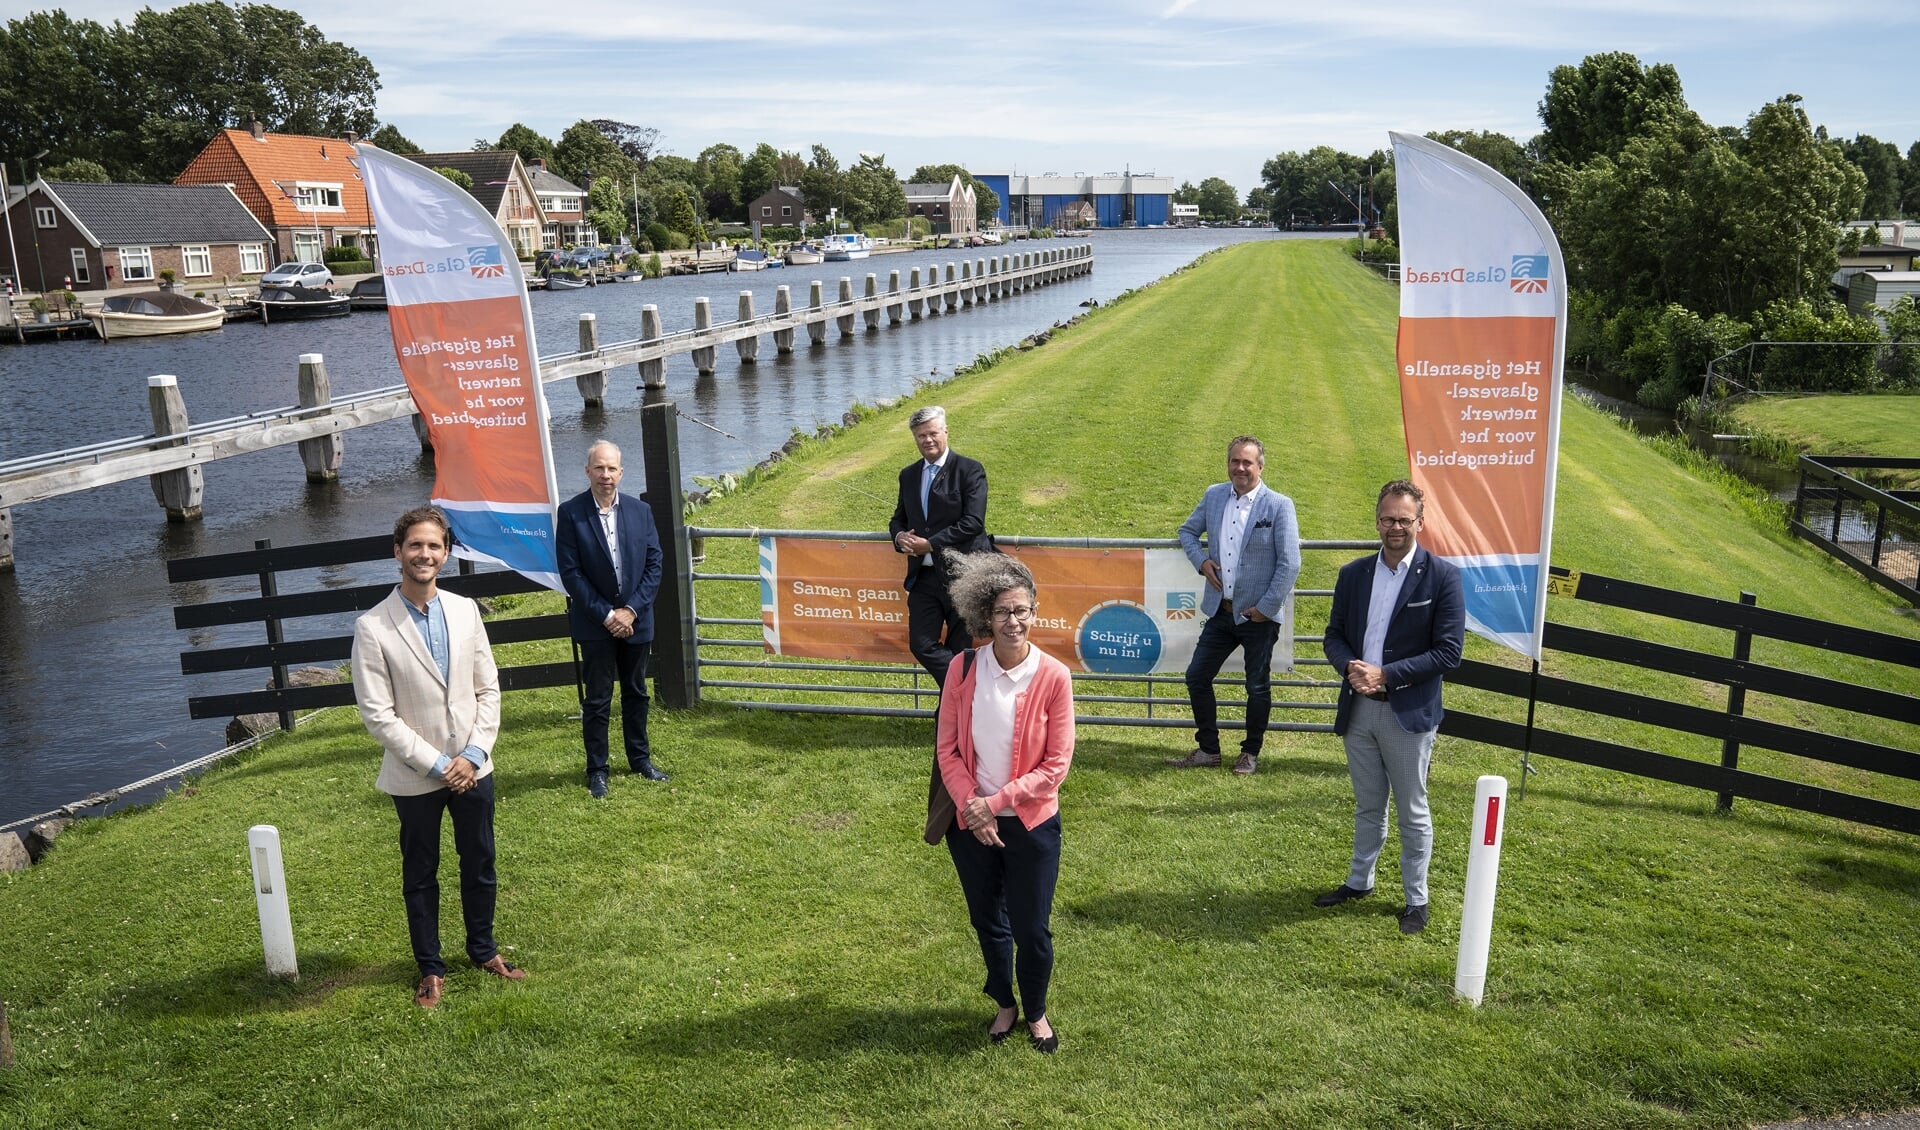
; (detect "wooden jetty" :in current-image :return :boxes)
[0,245,1093,569]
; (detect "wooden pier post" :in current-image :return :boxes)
[887,270,903,325]
[974,258,986,303]
[0,509,13,573]
[736,291,758,364]
[836,277,856,337]
[774,285,795,354]
[639,305,666,389]
[576,313,607,407]
[691,297,716,375]
[295,353,343,482]
[987,257,999,301]
[807,280,827,345]
[863,274,881,331]
[909,267,925,319]
[147,375,203,522]
[959,260,973,307]
[944,263,960,312]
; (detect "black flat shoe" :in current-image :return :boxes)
[988,1010,1019,1044]
[1028,1020,1058,1054]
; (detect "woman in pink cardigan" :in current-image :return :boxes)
[935,552,1076,1054]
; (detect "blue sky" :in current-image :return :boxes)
[52,0,1920,197]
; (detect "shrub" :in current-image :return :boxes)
[1880,295,1920,390]
[645,222,672,254]
[322,246,366,264]
[1637,304,1750,409]
[1750,298,1885,392]
[645,253,662,279]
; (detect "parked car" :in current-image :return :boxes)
[259,261,334,289]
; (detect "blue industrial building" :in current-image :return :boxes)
[968,171,1175,230]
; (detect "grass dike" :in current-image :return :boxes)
[1,239,1916,1129]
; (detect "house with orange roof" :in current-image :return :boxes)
[174,118,375,268]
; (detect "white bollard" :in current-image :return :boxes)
[1453,775,1508,1006]
[248,825,299,980]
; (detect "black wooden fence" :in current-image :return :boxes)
[1789,455,1920,605]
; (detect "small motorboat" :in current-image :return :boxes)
[545,271,591,291]
[347,277,387,311]
[783,242,824,266]
[87,290,225,339]
[821,233,873,261]
[253,284,351,322]
[731,249,776,271]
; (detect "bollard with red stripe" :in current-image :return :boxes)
[1454,774,1508,1006]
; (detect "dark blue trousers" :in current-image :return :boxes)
[1184,604,1282,756]
[392,774,497,978]
[946,813,1062,1020]
[579,637,651,775]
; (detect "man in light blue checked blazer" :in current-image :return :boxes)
[1171,435,1301,775]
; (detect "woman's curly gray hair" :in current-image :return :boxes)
[942,550,1038,640]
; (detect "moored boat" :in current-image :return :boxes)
[545,272,591,291]
[253,284,351,322]
[87,290,225,339]
[731,249,776,271]
[821,233,873,261]
[783,242,824,266]
[347,277,387,311]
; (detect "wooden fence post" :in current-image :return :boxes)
[736,291,758,364]
[773,285,794,354]
[255,538,295,732]
[0,509,13,573]
[692,297,716,375]
[296,354,343,481]
[1717,590,1758,811]
[639,305,665,389]
[887,270,903,325]
[836,277,855,337]
[641,398,697,708]
[576,313,606,407]
[147,375,203,522]
[863,273,880,331]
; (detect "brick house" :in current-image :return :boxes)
[2,179,274,293]
[902,175,977,236]
[746,185,809,229]
[175,119,375,267]
[528,160,592,249]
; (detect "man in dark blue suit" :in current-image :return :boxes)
[888,406,992,686]
[557,440,667,798]
[1315,479,1465,934]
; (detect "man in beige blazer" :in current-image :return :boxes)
[351,506,526,1009]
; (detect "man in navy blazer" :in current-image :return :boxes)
[1315,479,1465,934]
[1171,436,1301,775]
[888,406,992,686]
[557,440,667,798]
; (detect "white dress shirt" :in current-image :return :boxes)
[1362,545,1418,667]
[971,643,1039,817]
[1219,480,1266,605]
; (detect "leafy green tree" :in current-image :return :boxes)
[492,123,553,169]
[553,119,635,189]
[1195,177,1239,221]
[42,158,108,182]
[0,11,123,178]
[776,149,807,184]
[585,175,631,244]
[1260,146,1367,226]
[697,143,743,221]
[368,124,421,154]
[1244,186,1273,215]
[660,186,702,238]
[802,144,843,223]
[591,120,660,171]
[128,2,379,181]
[843,153,905,228]
[434,166,473,193]
[1535,51,1688,167]
[1424,129,1533,192]
[738,142,782,207]
[1727,96,1864,309]
[1905,141,1920,216]
[1840,134,1903,219]
[1172,180,1199,204]
[647,154,699,190]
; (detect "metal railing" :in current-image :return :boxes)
[1790,456,1920,604]
[686,527,1377,730]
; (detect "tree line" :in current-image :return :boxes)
[1255,52,1917,406]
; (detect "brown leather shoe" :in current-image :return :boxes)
[414,974,443,1009]
[478,954,527,981]
[1233,753,1258,775]
[1167,748,1222,768]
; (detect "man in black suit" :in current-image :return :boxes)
[556,440,667,798]
[1314,479,1465,935]
[888,406,991,686]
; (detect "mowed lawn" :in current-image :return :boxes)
[1728,393,1920,489]
[1,240,1916,1130]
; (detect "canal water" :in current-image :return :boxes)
[0,228,1296,828]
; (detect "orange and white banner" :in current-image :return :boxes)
[759,539,1293,675]
[356,142,562,590]
[1390,131,1565,659]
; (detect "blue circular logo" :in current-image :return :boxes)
[1076,601,1161,674]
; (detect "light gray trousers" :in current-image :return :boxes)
[1342,694,1437,906]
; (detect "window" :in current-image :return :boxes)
[239,244,266,273]
[35,207,55,228]
[542,229,558,251]
[762,206,772,218]
[119,247,153,281]
[933,205,944,215]
[292,184,344,210]
[69,248,89,284]
[781,206,792,218]
[291,231,323,262]
[182,245,212,277]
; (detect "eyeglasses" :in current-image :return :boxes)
[1376,515,1419,529]
[990,606,1036,623]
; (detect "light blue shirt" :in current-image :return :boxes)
[1362,546,1417,668]
[404,593,488,779]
